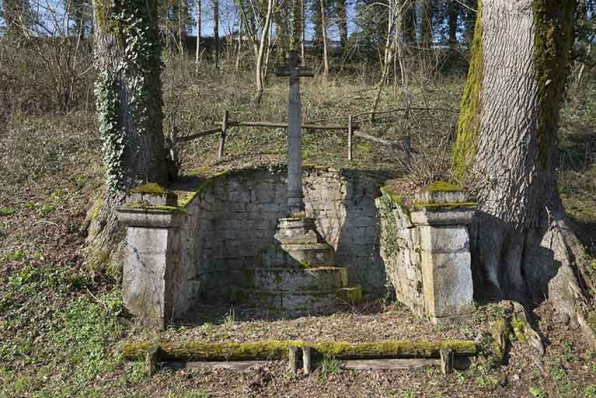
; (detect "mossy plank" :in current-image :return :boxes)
[423,181,461,193]
[129,183,170,195]
[122,340,478,361]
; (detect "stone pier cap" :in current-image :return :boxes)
[410,182,477,225]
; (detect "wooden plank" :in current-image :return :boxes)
[342,358,439,371]
[145,346,160,376]
[440,348,454,375]
[303,346,312,375]
[164,361,270,372]
[288,346,298,374]
[353,131,399,148]
[347,115,353,161]
[122,340,478,361]
[219,121,352,131]
[218,110,229,161]
[176,127,222,143]
[351,107,458,118]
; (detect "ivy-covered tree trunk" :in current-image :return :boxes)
[453,0,596,345]
[85,0,168,275]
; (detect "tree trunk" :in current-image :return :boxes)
[274,0,289,63]
[403,0,416,45]
[213,0,219,69]
[453,0,595,345]
[319,0,329,77]
[300,0,306,59]
[196,0,201,73]
[86,0,168,274]
[256,0,275,94]
[421,0,433,49]
[447,0,458,49]
[291,0,302,52]
[336,0,348,52]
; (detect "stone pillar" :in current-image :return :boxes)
[410,185,476,324]
[287,71,303,213]
[116,186,182,329]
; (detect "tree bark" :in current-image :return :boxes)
[256,0,275,93]
[403,0,416,45]
[86,0,168,274]
[319,0,329,77]
[421,0,433,49]
[213,0,219,69]
[453,0,595,345]
[196,0,201,73]
[447,0,458,49]
[336,0,348,52]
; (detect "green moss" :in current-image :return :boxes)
[411,202,478,211]
[511,314,528,343]
[122,339,478,361]
[532,0,575,170]
[380,186,411,220]
[129,183,169,195]
[423,181,461,193]
[338,286,362,304]
[124,203,186,213]
[273,272,283,285]
[452,0,483,181]
[241,269,255,288]
[87,193,104,222]
[491,318,511,364]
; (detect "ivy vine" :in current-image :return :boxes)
[94,0,163,193]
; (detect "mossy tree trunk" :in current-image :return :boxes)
[453,0,596,345]
[85,0,168,275]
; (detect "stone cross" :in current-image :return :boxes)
[274,50,314,214]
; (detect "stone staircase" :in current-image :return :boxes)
[239,217,362,316]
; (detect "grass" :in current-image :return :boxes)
[0,264,125,397]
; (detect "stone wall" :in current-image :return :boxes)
[176,167,386,313]
[376,191,425,316]
[117,171,476,327]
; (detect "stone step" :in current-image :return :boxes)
[337,286,363,304]
[259,243,335,269]
[244,267,349,291]
[236,285,362,316]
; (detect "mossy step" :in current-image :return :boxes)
[236,288,344,315]
[338,285,363,304]
[122,340,478,361]
[244,267,349,291]
[260,243,335,269]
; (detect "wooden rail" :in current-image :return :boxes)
[173,107,448,162]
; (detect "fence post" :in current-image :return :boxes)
[348,115,353,162]
[218,110,229,161]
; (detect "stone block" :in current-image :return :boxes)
[421,251,473,320]
[418,226,469,254]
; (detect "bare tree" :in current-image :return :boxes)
[196,0,201,72]
[213,0,219,69]
[319,0,329,77]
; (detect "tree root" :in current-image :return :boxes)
[490,300,545,365]
[544,219,596,349]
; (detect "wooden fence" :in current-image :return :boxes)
[174,107,457,162]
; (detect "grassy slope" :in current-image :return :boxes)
[0,62,595,397]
